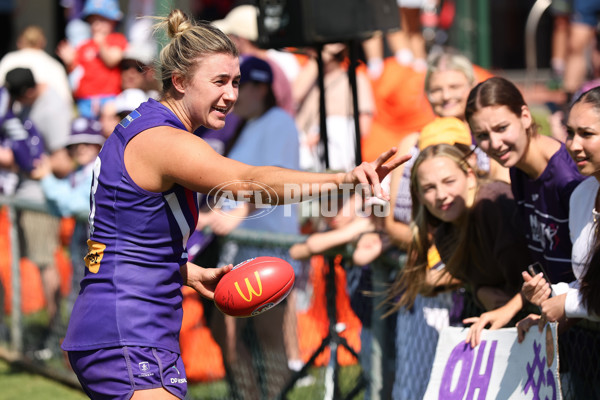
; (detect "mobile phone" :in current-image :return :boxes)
[527,262,555,297]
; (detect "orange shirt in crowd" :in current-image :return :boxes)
[360,59,436,163]
[360,59,495,163]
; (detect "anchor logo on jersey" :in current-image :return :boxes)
[84,239,106,273]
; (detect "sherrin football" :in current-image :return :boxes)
[214,256,295,317]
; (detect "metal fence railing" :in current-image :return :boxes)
[1,196,599,399]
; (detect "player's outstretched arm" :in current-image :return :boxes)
[126,126,409,202]
[218,146,411,204]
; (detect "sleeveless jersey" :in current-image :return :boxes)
[62,99,200,353]
[510,143,583,284]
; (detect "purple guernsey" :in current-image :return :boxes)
[62,99,200,354]
[510,143,583,284]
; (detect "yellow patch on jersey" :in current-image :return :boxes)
[85,239,106,273]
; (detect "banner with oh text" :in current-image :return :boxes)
[424,323,561,400]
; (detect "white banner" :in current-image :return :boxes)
[424,323,561,400]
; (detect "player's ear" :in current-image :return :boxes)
[171,73,186,95]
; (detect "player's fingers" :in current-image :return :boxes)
[352,165,384,201]
[219,264,233,275]
[352,164,368,187]
[378,153,411,175]
[372,147,398,167]
[373,154,411,189]
[209,264,232,283]
[371,181,384,200]
[359,162,383,199]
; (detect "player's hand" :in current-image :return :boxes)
[344,148,410,201]
[181,262,232,300]
[516,313,544,343]
[521,271,551,306]
[463,307,513,348]
[541,293,567,322]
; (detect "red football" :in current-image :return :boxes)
[214,256,295,317]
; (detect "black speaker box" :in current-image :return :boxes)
[257,0,400,48]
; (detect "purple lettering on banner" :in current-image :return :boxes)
[546,369,557,400]
[524,340,545,398]
[439,342,474,399]
[466,340,496,400]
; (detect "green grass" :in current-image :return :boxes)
[0,359,86,400]
[0,357,367,400]
[187,364,365,400]
[187,379,230,399]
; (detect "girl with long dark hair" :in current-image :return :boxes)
[463,76,584,347]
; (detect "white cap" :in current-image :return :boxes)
[122,42,155,66]
[114,89,149,114]
[212,5,258,42]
